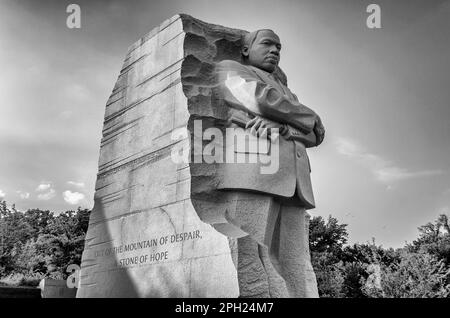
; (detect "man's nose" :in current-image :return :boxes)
[269,46,280,55]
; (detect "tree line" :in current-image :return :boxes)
[310,214,450,297]
[0,200,449,297]
[0,201,89,286]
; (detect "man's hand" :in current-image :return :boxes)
[313,116,325,146]
[245,116,283,140]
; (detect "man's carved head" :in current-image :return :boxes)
[242,29,281,73]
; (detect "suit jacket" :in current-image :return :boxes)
[213,60,322,209]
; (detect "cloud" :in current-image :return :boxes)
[0,189,5,199]
[63,83,91,102]
[63,190,85,205]
[16,191,30,199]
[67,181,85,188]
[336,137,444,184]
[36,183,51,191]
[37,189,56,200]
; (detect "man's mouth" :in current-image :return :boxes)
[265,55,279,63]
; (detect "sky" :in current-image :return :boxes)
[0,0,449,248]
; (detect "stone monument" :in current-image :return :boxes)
[77,14,324,298]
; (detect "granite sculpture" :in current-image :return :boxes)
[77,14,324,298]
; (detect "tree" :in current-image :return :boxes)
[408,214,450,266]
[309,215,349,297]
[311,251,345,298]
[337,241,402,298]
[363,251,450,298]
[0,201,35,273]
[309,215,348,256]
[341,262,368,298]
[0,202,90,285]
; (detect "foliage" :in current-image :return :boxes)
[0,200,90,286]
[310,215,348,256]
[311,251,345,297]
[362,251,450,298]
[0,271,46,287]
[310,213,450,298]
[2,199,450,297]
[340,262,368,298]
[407,214,450,266]
[309,215,348,297]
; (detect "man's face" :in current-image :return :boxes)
[246,30,281,73]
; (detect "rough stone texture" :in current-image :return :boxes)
[77,14,318,298]
[77,15,239,298]
[181,16,319,297]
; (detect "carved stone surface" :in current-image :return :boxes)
[77,15,240,298]
[182,17,320,297]
[77,14,319,298]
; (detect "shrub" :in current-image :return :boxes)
[363,251,450,298]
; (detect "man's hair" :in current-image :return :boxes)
[242,29,276,49]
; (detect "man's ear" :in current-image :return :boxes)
[242,45,249,57]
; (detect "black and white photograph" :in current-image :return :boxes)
[0,0,449,304]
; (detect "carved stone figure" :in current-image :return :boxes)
[77,14,323,298]
[203,29,325,297]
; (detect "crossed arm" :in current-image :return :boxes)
[216,60,325,147]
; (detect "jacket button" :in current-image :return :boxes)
[297,150,302,158]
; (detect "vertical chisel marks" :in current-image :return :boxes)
[125,43,141,58]
[136,58,184,87]
[79,263,98,270]
[100,124,136,147]
[102,116,143,139]
[98,184,139,205]
[165,177,191,187]
[159,67,182,82]
[95,182,114,192]
[98,152,142,174]
[98,143,174,179]
[108,85,128,100]
[120,53,149,75]
[102,119,122,135]
[100,117,143,147]
[140,16,182,45]
[151,123,186,144]
[104,78,182,125]
[163,31,184,46]
[105,96,124,108]
[87,239,114,248]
